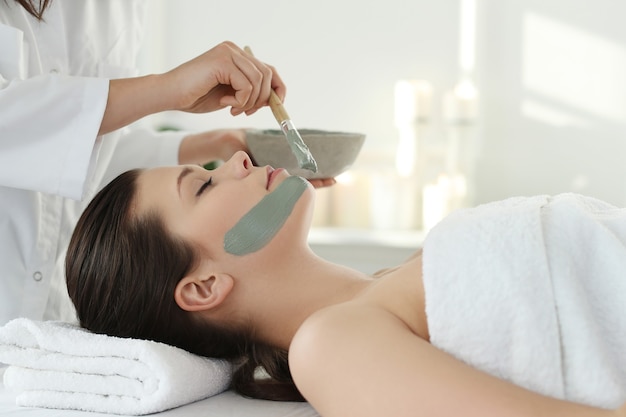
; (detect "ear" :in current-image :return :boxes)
[174,273,234,312]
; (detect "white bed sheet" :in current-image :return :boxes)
[0,369,320,417]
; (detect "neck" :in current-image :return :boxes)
[236,248,372,350]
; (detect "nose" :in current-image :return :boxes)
[223,150,253,178]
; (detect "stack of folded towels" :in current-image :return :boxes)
[0,318,233,415]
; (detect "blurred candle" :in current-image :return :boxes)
[369,170,420,230]
[394,80,433,126]
[395,126,417,177]
[443,79,478,124]
[331,171,370,228]
[395,80,431,176]
[459,0,476,74]
[311,187,331,227]
[422,174,468,231]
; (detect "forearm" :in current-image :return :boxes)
[98,74,175,135]
[178,129,248,165]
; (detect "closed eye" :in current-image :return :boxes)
[196,177,213,197]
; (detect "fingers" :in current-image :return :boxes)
[173,42,287,117]
[227,50,274,116]
[238,46,287,115]
[308,178,337,189]
[268,64,287,103]
[215,43,287,117]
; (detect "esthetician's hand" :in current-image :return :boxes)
[99,42,287,136]
[165,41,286,117]
[308,178,336,188]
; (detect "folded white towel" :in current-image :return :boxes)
[0,318,232,415]
[422,193,626,408]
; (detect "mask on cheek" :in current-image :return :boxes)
[223,176,308,256]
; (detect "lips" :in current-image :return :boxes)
[266,166,284,190]
[266,166,275,190]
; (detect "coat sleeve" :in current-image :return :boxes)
[0,73,108,200]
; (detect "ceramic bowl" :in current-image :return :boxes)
[245,129,366,179]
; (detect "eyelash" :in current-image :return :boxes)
[196,177,213,197]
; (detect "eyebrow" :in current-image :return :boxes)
[177,167,193,198]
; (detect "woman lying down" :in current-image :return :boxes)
[65,151,626,417]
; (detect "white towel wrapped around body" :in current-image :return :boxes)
[422,193,626,408]
[0,318,233,415]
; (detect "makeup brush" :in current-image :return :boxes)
[244,46,318,173]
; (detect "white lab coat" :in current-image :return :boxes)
[0,0,185,325]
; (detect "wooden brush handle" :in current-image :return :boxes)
[268,90,289,123]
[244,46,289,123]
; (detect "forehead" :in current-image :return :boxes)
[134,166,183,214]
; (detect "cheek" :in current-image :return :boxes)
[223,176,309,256]
[189,188,261,252]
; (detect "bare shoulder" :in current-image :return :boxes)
[289,303,371,378]
[289,302,420,417]
[290,303,391,366]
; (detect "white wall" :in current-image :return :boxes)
[138,0,461,164]
[139,0,626,210]
[476,0,626,205]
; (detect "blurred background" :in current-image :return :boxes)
[136,0,626,269]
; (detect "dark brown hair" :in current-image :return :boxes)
[12,0,52,20]
[65,169,304,402]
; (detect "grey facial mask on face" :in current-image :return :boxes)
[223,176,308,256]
